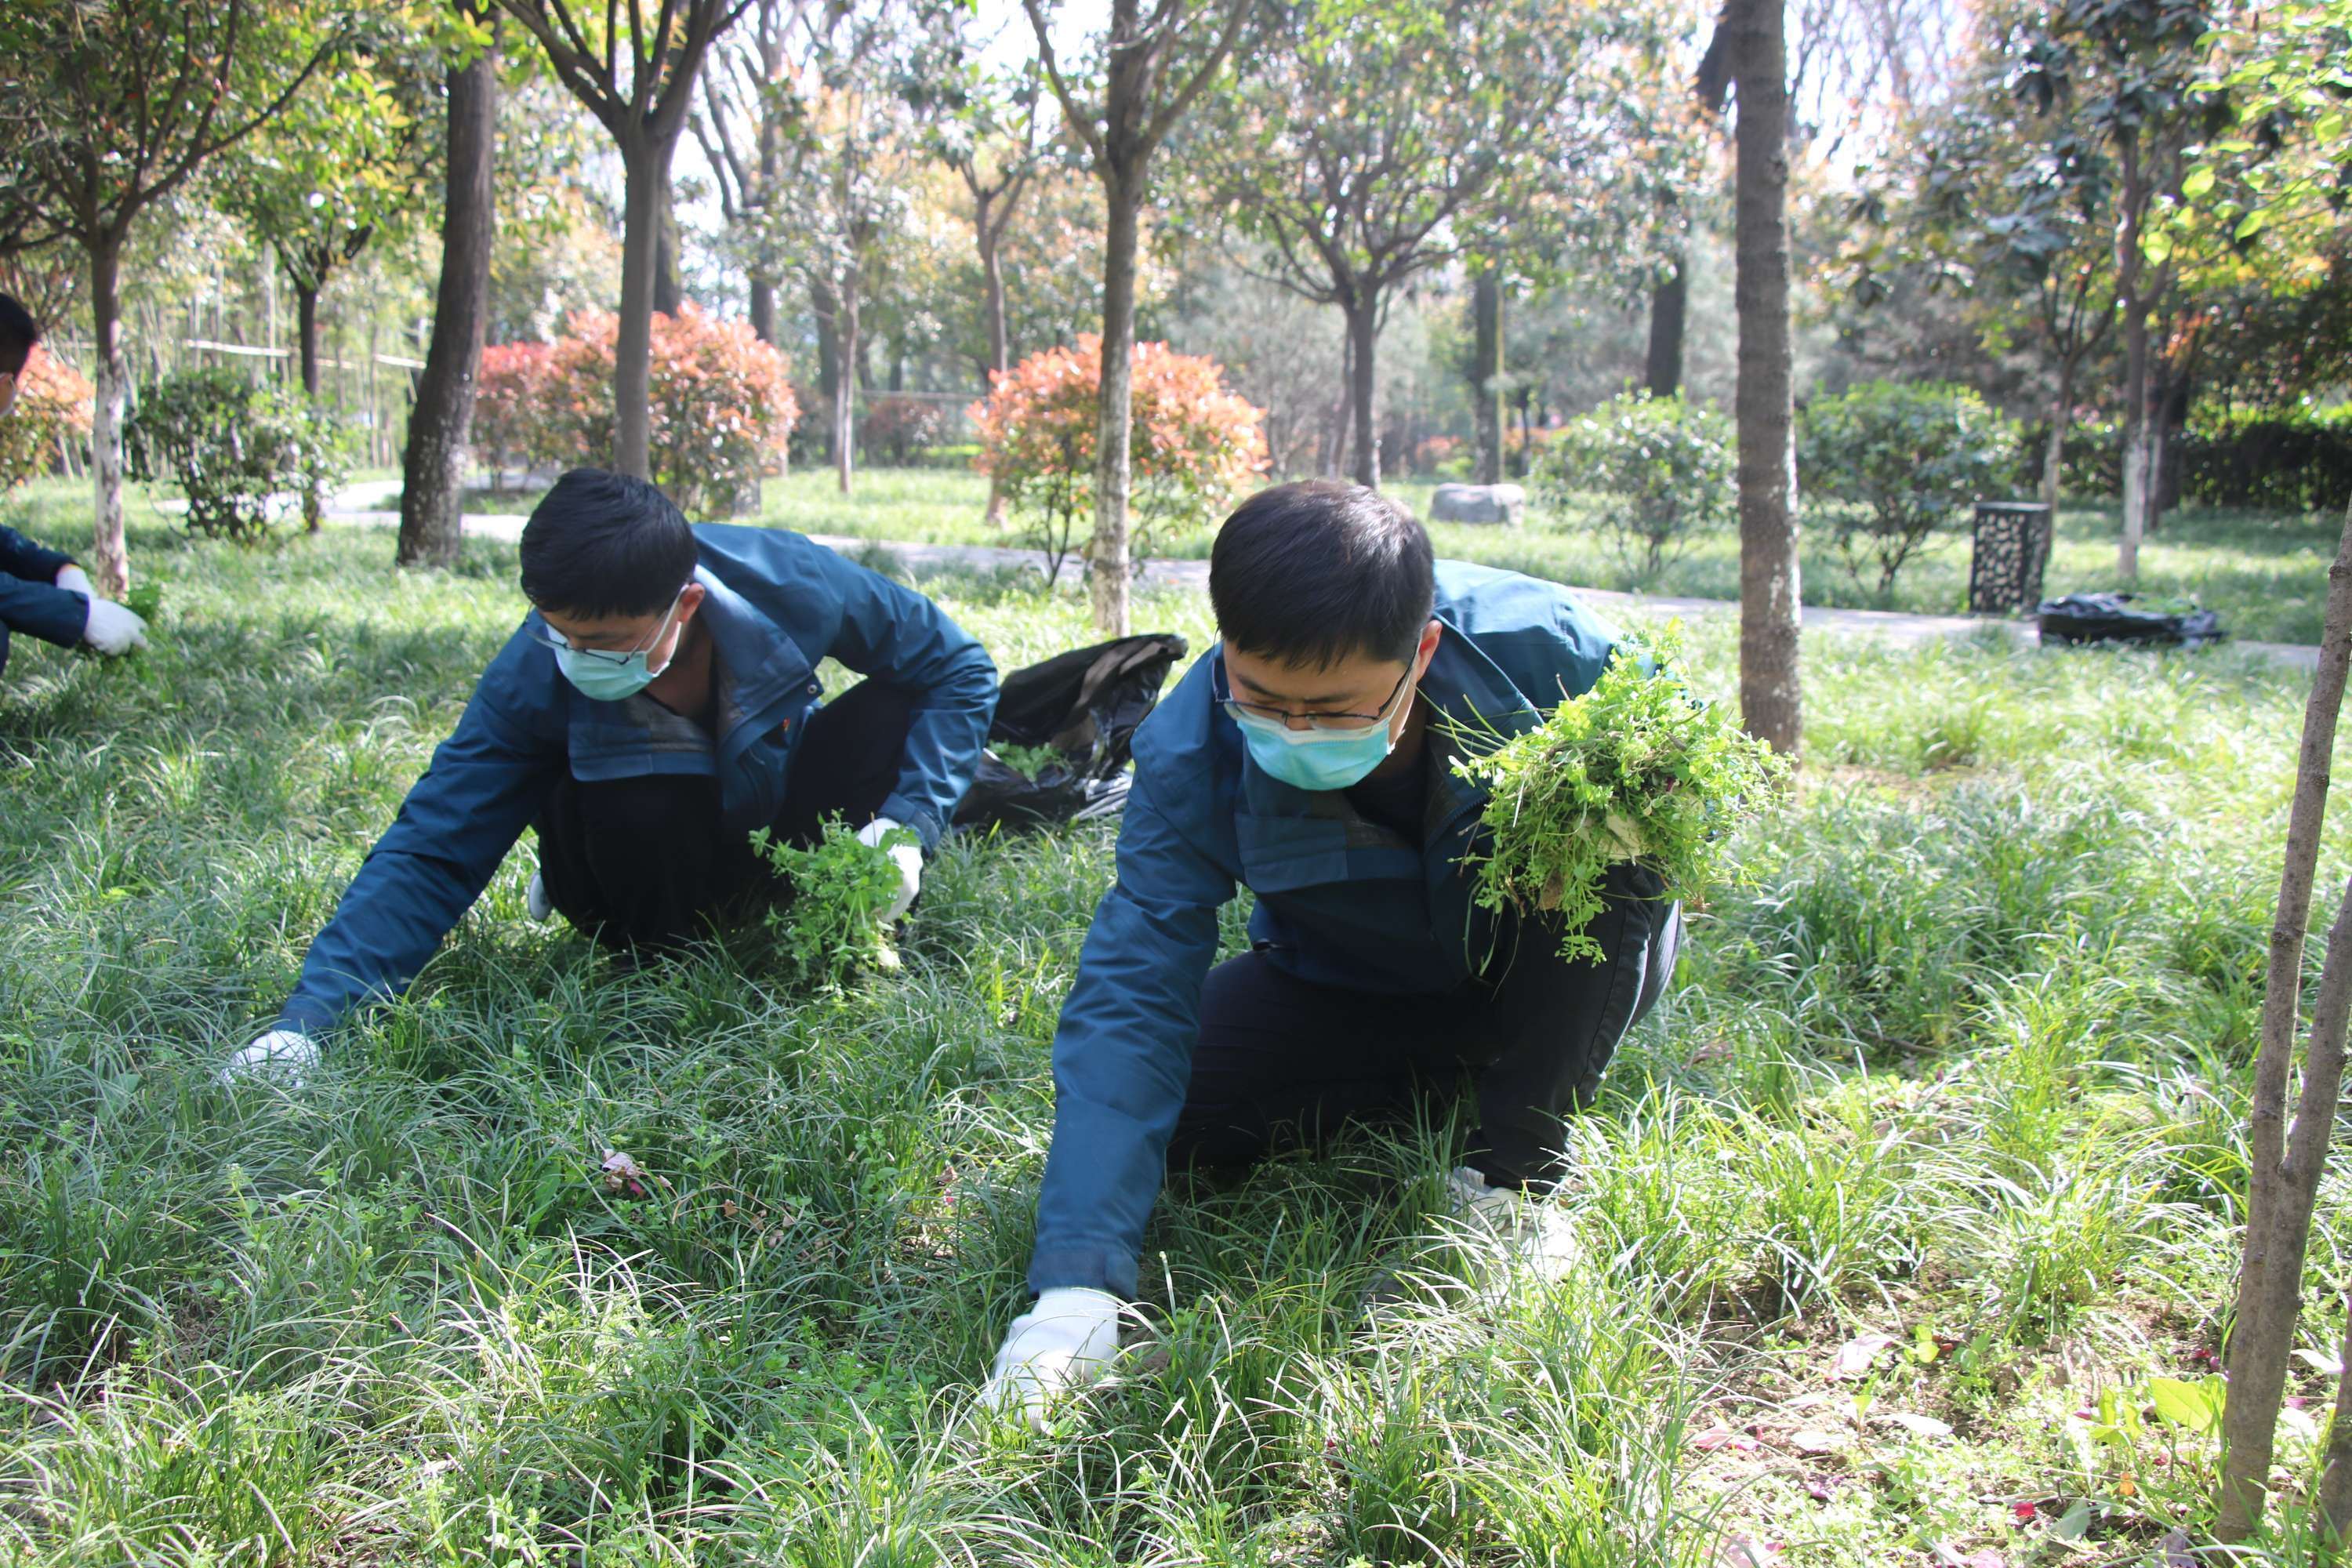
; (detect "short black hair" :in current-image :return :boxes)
[518,468,698,617]
[0,294,39,379]
[1210,481,1436,669]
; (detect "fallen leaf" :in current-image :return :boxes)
[1687,1038,1737,1065]
[1788,1428,1848,1454]
[2294,1348,2344,1376]
[2049,1498,2092,1543]
[1879,1410,1955,1438]
[1804,1476,1834,1503]
[2159,1527,2194,1566]
[1832,1333,1900,1380]
[1932,1549,2005,1568]
[1716,1538,1783,1567]
[1691,1426,1762,1454]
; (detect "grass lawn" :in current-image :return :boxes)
[3,477,2349,1563]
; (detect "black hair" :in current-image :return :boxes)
[0,293,39,379]
[518,468,699,618]
[1209,480,1436,669]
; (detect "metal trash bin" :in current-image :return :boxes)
[1969,501,2052,615]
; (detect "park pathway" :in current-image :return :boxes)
[320,481,2321,672]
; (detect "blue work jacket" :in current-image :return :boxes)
[1029,561,1621,1298]
[275,524,997,1035]
[0,524,86,670]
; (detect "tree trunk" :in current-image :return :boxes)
[87,234,132,598]
[2041,352,2074,516]
[2218,493,2352,1544]
[1345,291,1381,490]
[982,220,1011,527]
[2320,1277,2352,1544]
[399,28,499,570]
[1473,263,1504,485]
[812,277,840,463]
[833,280,858,495]
[2114,133,2151,583]
[293,277,325,532]
[750,275,776,345]
[1733,0,1800,757]
[654,172,684,318]
[614,134,667,479]
[1090,173,1141,635]
[1646,252,1688,397]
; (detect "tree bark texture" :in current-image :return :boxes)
[981,207,1011,526]
[750,276,776,344]
[1474,265,1504,485]
[2114,132,2151,583]
[398,31,499,571]
[655,172,684,318]
[1345,292,1381,490]
[87,235,132,598]
[615,137,668,478]
[2217,494,2352,1543]
[833,281,858,495]
[1091,170,1141,636]
[1731,0,1801,757]
[1646,254,1687,397]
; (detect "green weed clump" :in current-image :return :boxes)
[1454,626,1788,961]
[750,816,913,990]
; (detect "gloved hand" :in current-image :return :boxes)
[215,1029,319,1087]
[978,1287,1124,1430]
[856,815,924,923]
[82,597,148,655]
[53,564,92,597]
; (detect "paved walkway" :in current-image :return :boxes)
[320,482,2321,672]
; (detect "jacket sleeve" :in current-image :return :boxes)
[808,546,997,848]
[0,525,85,649]
[1029,768,1235,1298]
[274,681,557,1036]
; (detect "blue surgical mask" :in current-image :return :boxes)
[1230,672,1416,792]
[543,593,685,702]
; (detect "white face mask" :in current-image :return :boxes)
[540,590,686,702]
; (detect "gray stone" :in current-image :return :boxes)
[1429,482,1526,526]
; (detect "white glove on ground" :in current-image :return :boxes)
[82,597,148,655]
[1443,1165,1580,1279]
[53,564,92,597]
[856,815,923,923]
[978,1287,1125,1430]
[525,868,554,923]
[216,1029,319,1087]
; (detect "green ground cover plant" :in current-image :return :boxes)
[3,477,2347,1562]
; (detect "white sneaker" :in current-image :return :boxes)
[1443,1165,1581,1280]
[216,1029,320,1087]
[526,869,554,923]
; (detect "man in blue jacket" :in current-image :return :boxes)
[223,466,996,1080]
[0,292,148,671]
[980,481,1680,1424]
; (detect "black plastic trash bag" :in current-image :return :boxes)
[953,632,1189,830]
[2035,592,2227,649]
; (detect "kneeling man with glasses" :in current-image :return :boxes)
[982,480,1681,1425]
[223,467,996,1081]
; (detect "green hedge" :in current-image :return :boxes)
[2181,407,2352,514]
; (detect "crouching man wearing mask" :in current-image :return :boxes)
[980,481,1680,1428]
[223,466,996,1081]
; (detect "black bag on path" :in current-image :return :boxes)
[2035,592,2227,648]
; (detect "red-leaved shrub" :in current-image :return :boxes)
[0,347,94,493]
[969,336,1266,581]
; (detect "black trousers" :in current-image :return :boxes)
[537,680,917,949]
[1167,864,1682,1190]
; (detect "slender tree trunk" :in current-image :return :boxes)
[1473,263,1504,485]
[749,276,776,344]
[982,219,1012,527]
[811,277,840,463]
[2114,135,2151,583]
[1345,291,1381,490]
[399,27,498,570]
[292,277,325,532]
[614,134,668,480]
[1646,252,1688,397]
[87,234,132,598]
[1090,173,1141,635]
[2321,1276,2352,1544]
[2041,352,2075,516]
[833,280,858,495]
[654,172,684,318]
[1733,0,1800,756]
[2219,494,2352,1544]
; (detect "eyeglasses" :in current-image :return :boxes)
[532,588,686,666]
[1215,659,1415,733]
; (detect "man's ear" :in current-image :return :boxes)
[1415,618,1443,673]
[676,581,708,623]
[0,372,17,421]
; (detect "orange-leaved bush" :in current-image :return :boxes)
[0,347,94,493]
[496,303,799,517]
[970,336,1267,581]
[472,341,559,488]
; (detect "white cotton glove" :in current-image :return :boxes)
[216,1029,320,1087]
[81,596,148,655]
[856,815,924,923]
[1443,1165,1580,1279]
[978,1287,1126,1430]
[53,564,92,597]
